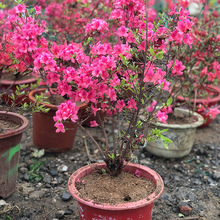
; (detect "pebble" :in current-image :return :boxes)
[50,169,58,176]
[29,190,45,199]
[55,210,65,219]
[212,171,220,180]
[179,205,192,216]
[58,165,68,172]
[43,175,52,184]
[19,167,28,174]
[61,192,72,201]
[24,173,30,181]
[0,200,7,206]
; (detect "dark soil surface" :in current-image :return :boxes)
[0,104,220,220]
[77,171,156,205]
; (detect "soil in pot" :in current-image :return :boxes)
[76,170,156,205]
[166,111,198,125]
[0,119,20,134]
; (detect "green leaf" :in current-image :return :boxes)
[150,47,155,57]
[166,97,173,106]
[156,51,164,60]
[0,3,6,9]
[101,168,106,174]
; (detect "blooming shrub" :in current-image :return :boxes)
[169,1,220,120]
[0,3,47,78]
[1,0,211,175]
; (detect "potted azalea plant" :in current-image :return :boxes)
[0,3,45,105]
[169,0,220,127]
[147,1,220,158]
[32,1,203,219]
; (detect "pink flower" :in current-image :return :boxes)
[15,4,26,14]
[55,122,65,133]
[134,170,141,177]
[90,120,99,127]
[85,19,109,34]
[157,110,168,124]
[117,26,128,37]
[126,97,137,111]
[115,100,125,112]
[168,60,185,76]
[91,105,100,116]
[147,100,157,112]
[207,106,220,119]
[157,79,171,91]
[35,5,42,15]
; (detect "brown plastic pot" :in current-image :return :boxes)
[68,162,164,220]
[0,111,29,198]
[28,88,87,152]
[0,75,37,105]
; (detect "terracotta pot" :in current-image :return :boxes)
[0,111,29,198]
[146,108,204,158]
[0,75,37,105]
[28,88,87,152]
[176,85,220,127]
[68,162,164,220]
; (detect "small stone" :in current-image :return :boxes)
[174,175,180,181]
[43,175,52,184]
[19,167,28,174]
[29,190,45,199]
[199,211,205,217]
[208,145,215,150]
[50,169,58,176]
[55,210,65,219]
[58,165,68,172]
[57,177,64,184]
[194,179,202,185]
[212,171,220,180]
[179,206,192,216]
[24,173,29,181]
[0,200,7,206]
[61,192,72,201]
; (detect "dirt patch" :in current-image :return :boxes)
[76,171,156,205]
[0,118,20,133]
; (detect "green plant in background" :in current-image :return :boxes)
[29,159,46,182]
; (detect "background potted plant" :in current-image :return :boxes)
[169,0,220,127]
[0,79,29,198]
[0,3,46,105]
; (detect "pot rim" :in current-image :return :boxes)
[151,107,204,129]
[28,88,87,111]
[68,162,164,211]
[0,111,29,139]
[0,77,37,85]
[175,85,220,104]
